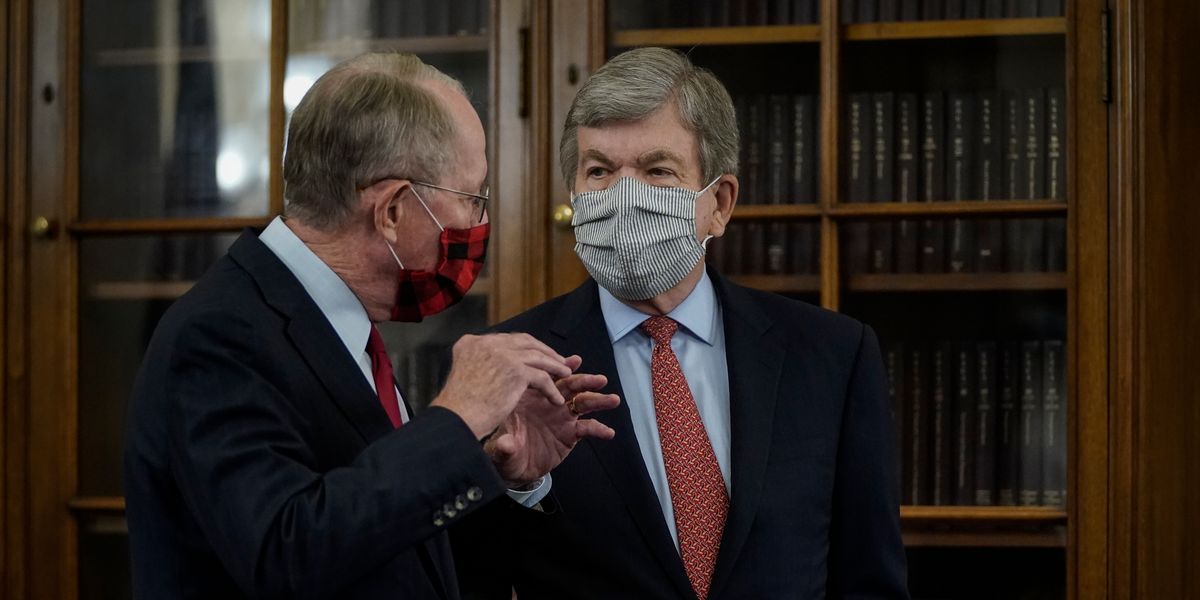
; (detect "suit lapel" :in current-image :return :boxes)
[550,282,698,600]
[229,230,395,444]
[708,272,784,600]
[229,230,451,600]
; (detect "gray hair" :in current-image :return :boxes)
[559,47,739,189]
[283,52,466,230]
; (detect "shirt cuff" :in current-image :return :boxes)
[504,473,552,508]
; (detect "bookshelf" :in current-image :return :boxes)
[11,0,1200,598]
[600,0,1076,597]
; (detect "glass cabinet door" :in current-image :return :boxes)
[286,1,496,411]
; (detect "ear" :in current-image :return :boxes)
[367,179,412,244]
[706,174,740,238]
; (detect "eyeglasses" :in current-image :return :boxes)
[412,180,489,224]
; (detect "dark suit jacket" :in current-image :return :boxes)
[451,269,908,599]
[124,230,506,599]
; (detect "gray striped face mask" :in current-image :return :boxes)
[571,176,720,301]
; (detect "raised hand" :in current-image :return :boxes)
[430,333,575,439]
[486,359,621,487]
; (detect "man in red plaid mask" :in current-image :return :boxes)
[124,52,619,599]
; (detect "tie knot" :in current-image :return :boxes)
[366,325,388,356]
[640,315,679,344]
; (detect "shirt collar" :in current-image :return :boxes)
[597,268,719,346]
[259,216,373,358]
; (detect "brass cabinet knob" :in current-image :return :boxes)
[30,216,58,239]
[551,203,574,229]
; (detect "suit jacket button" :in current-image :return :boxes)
[433,510,445,527]
[466,486,483,501]
[442,503,458,519]
[454,494,469,510]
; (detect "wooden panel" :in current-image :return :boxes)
[845,17,1067,41]
[1121,1,1200,598]
[818,0,840,311]
[612,25,820,48]
[830,200,1067,218]
[727,274,819,294]
[269,0,286,216]
[846,272,1067,292]
[1068,0,1111,598]
[27,0,76,596]
[288,35,489,58]
[3,0,31,595]
[732,204,822,219]
[67,216,271,235]
[900,506,1068,548]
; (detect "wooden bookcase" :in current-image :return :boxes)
[5,0,1200,598]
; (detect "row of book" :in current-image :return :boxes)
[736,94,821,205]
[844,216,1066,274]
[291,1,489,43]
[841,0,1064,23]
[844,88,1066,204]
[708,222,820,276]
[611,0,821,29]
[884,340,1066,507]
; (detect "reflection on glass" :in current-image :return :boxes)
[81,0,271,219]
[78,234,236,496]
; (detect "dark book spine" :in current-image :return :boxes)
[841,0,857,23]
[766,222,788,274]
[1005,0,1021,17]
[879,0,900,21]
[900,0,922,20]
[920,92,946,273]
[767,94,791,204]
[743,96,766,205]
[895,94,920,273]
[1040,0,1064,16]
[707,232,726,272]
[450,0,480,35]
[963,0,984,18]
[945,0,964,19]
[1003,90,1027,272]
[771,0,792,24]
[975,342,998,505]
[745,222,766,275]
[789,222,819,274]
[845,93,874,274]
[997,343,1021,505]
[954,343,977,505]
[1019,341,1044,506]
[1046,87,1066,202]
[403,0,429,36]
[752,0,772,24]
[975,91,1004,272]
[1019,0,1039,17]
[947,92,976,273]
[1046,217,1066,272]
[871,93,896,273]
[984,0,1005,18]
[1041,340,1067,507]
[907,346,930,504]
[791,0,818,23]
[922,0,944,20]
[791,95,817,204]
[427,0,451,36]
[932,343,955,505]
[885,343,907,493]
[859,0,879,22]
[1023,88,1047,200]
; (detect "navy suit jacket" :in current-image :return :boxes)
[124,230,506,599]
[452,270,909,599]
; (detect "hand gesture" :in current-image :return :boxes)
[486,356,621,487]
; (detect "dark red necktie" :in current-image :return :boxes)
[367,325,403,428]
[640,316,728,600]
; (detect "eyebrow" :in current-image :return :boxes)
[636,149,686,168]
[580,149,615,167]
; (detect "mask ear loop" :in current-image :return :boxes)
[698,175,724,251]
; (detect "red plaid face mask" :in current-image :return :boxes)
[385,189,489,322]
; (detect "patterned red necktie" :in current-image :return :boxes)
[640,316,728,600]
[367,325,403,428]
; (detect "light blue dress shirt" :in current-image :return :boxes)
[597,269,732,551]
[259,217,547,506]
